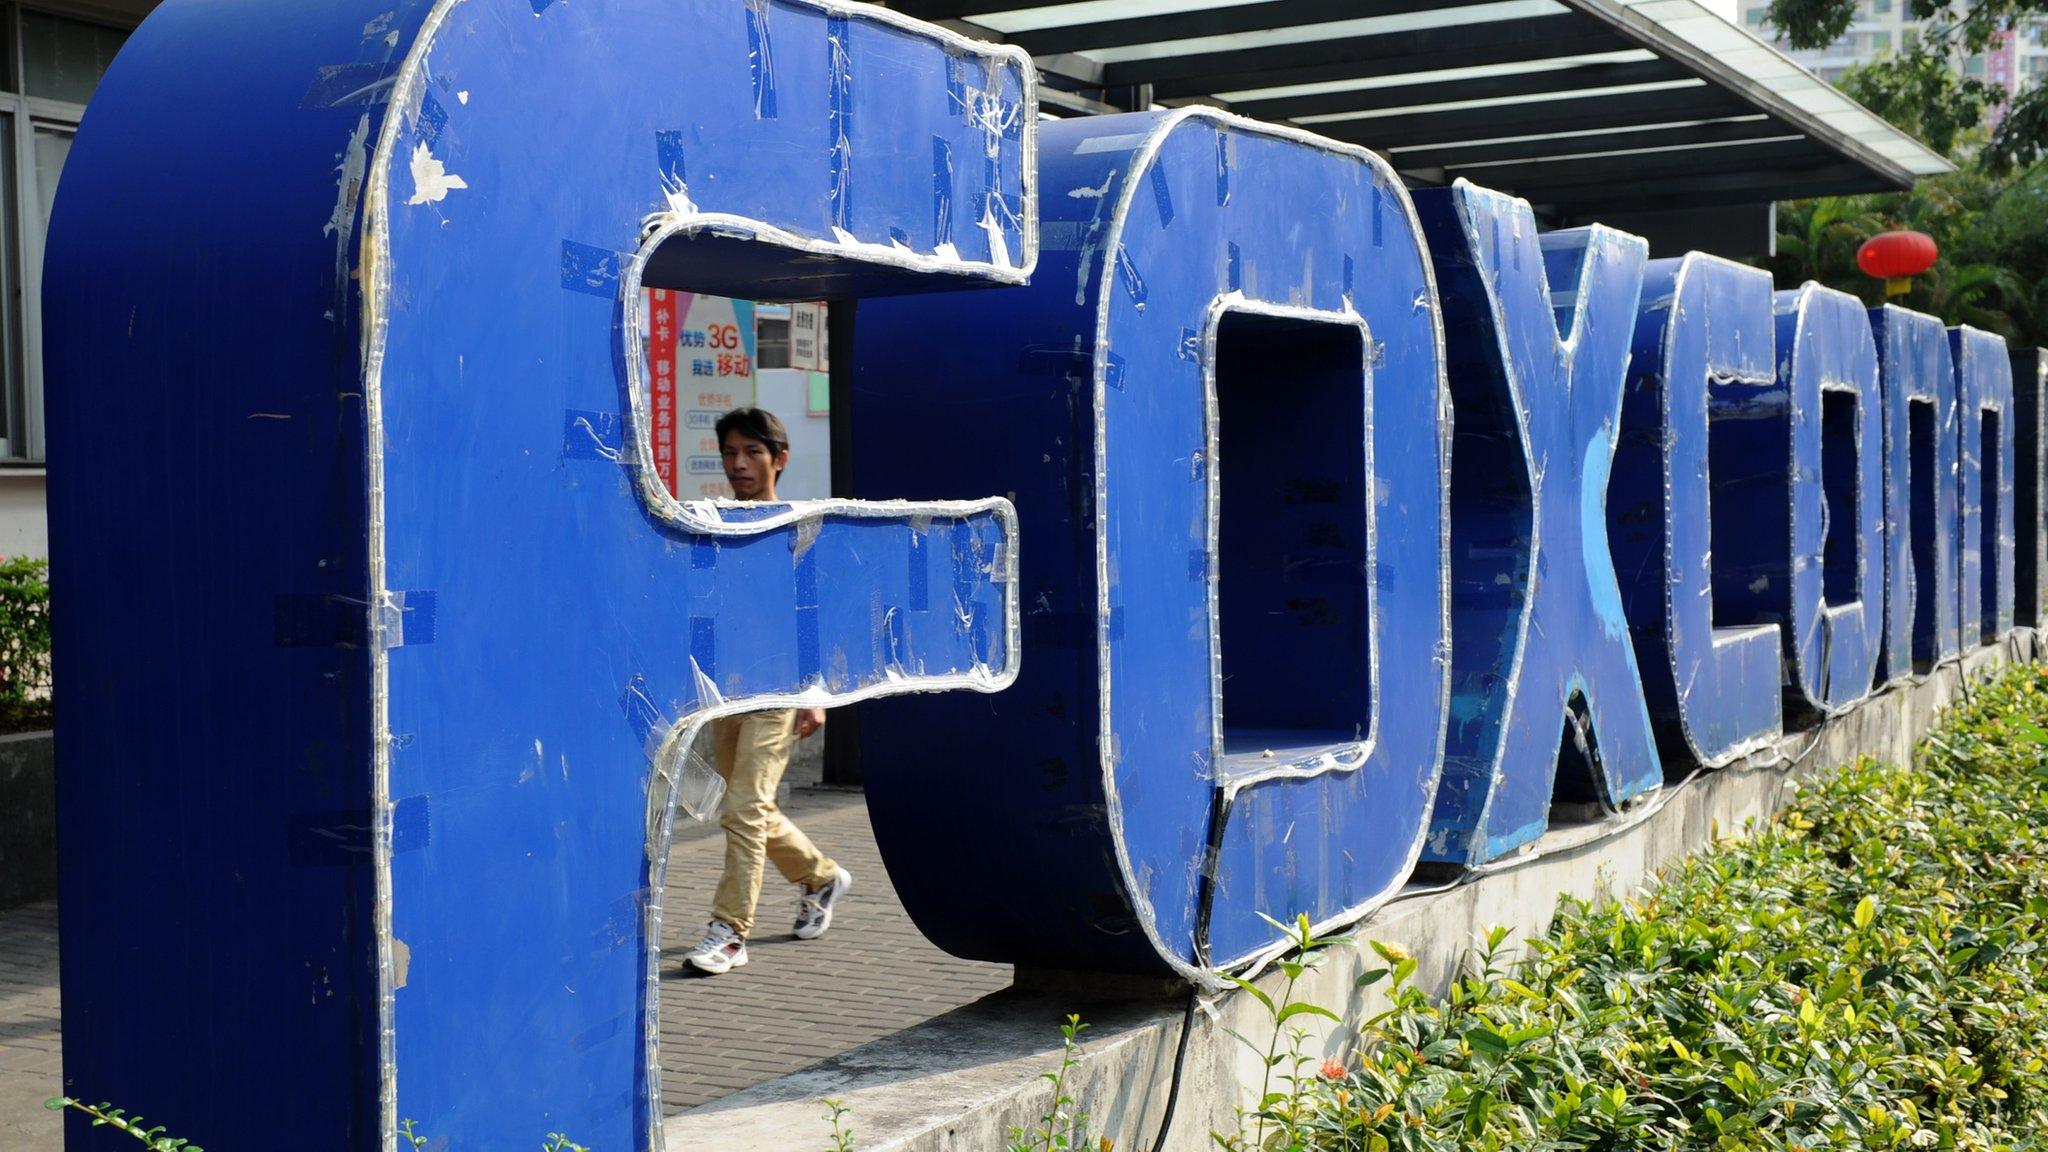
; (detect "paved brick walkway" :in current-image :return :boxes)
[0,789,1010,1134]
[0,900,60,1150]
[658,787,1013,1112]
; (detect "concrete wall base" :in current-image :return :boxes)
[0,730,55,909]
[663,638,2033,1152]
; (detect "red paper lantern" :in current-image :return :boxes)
[1856,230,1939,297]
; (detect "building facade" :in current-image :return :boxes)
[0,0,153,558]
[1739,0,2048,95]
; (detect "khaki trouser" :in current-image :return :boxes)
[709,710,837,939]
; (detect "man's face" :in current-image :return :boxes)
[720,431,787,500]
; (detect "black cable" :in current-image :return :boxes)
[1145,785,1233,1152]
[1143,991,1199,1152]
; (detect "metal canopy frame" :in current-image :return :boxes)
[900,0,1953,216]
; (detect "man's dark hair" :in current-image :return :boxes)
[715,407,789,475]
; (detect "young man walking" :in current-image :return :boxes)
[682,407,854,976]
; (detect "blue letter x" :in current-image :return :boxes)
[1415,181,1663,866]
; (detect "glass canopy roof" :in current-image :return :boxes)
[890,0,1952,218]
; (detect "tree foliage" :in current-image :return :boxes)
[1766,158,2048,347]
[1766,0,2040,167]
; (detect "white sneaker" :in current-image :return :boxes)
[794,868,853,940]
[683,921,748,974]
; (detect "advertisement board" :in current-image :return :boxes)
[790,300,828,372]
[647,289,757,498]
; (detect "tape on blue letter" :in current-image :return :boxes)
[44,3,1033,1150]
[1609,254,1782,764]
[1772,284,1885,712]
[1872,305,1960,680]
[1414,181,1662,867]
[1953,325,2016,647]
[852,109,1451,981]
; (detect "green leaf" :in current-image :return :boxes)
[1466,1027,1511,1056]
[1464,1088,1494,1137]
[2008,716,2048,745]
[1223,1026,1264,1053]
[1227,974,1275,1014]
[1275,1001,1340,1025]
[1421,1037,1462,1061]
[1854,895,1877,929]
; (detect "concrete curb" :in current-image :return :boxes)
[663,638,2031,1152]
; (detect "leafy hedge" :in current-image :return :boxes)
[0,555,49,731]
[1256,663,2048,1151]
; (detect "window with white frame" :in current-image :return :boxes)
[0,5,132,464]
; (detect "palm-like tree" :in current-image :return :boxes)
[1768,195,1888,291]
[1765,158,2048,347]
[1908,259,2026,338]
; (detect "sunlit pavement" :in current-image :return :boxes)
[659,787,1012,1112]
[0,790,1012,1141]
[0,900,59,1149]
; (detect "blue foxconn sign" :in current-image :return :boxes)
[40,1,2032,1150]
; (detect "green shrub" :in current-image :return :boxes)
[42,1099,200,1151]
[42,1104,587,1152]
[0,555,50,731]
[1259,662,2048,1151]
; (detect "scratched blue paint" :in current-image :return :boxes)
[852,110,1451,977]
[1609,255,1783,763]
[43,3,1030,1150]
[1773,284,1886,711]
[1872,305,1961,680]
[39,0,2046,1143]
[2013,348,2048,626]
[1953,326,2017,646]
[1415,182,1662,866]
